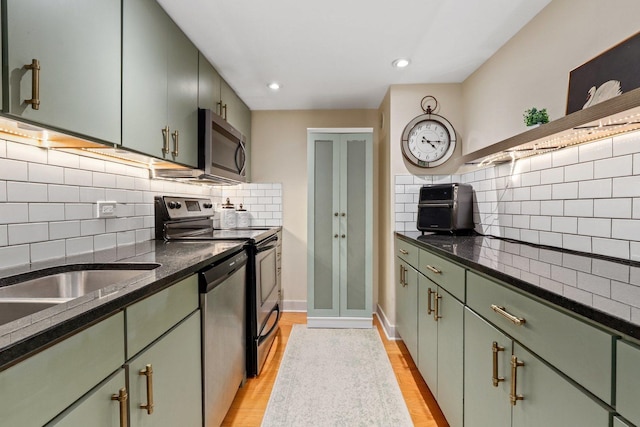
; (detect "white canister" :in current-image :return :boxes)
[220,198,237,229]
[236,204,251,228]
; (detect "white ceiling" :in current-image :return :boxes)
[157,0,551,111]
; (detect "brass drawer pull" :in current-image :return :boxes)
[434,292,442,321]
[111,387,128,427]
[399,249,409,255]
[427,287,434,315]
[171,129,179,156]
[399,264,405,287]
[492,341,505,387]
[162,126,170,155]
[139,364,154,414]
[426,265,441,274]
[510,355,525,405]
[491,304,526,326]
[24,59,41,110]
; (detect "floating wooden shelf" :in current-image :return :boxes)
[461,87,640,167]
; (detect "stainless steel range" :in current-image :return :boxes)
[154,196,282,381]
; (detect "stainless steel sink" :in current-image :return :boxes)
[0,263,161,326]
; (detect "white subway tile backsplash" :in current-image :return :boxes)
[29,163,64,184]
[94,234,117,251]
[552,146,579,167]
[552,182,578,199]
[564,199,593,217]
[29,203,65,222]
[0,181,5,202]
[593,295,631,321]
[539,231,563,247]
[93,172,116,188]
[577,271,611,297]
[592,238,630,259]
[562,234,591,253]
[64,168,93,186]
[530,154,552,171]
[564,163,593,182]
[6,142,47,163]
[540,167,564,185]
[612,219,640,241]
[563,285,593,305]
[49,221,81,240]
[65,204,93,220]
[612,175,640,197]
[0,203,29,224]
[48,185,80,203]
[530,185,552,200]
[7,182,48,202]
[0,159,28,181]
[552,217,577,234]
[578,179,612,199]
[521,171,541,187]
[0,225,6,246]
[530,216,551,231]
[116,231,136,246]
[48,150,80,168]
[595,155,633,179]
[0,245,30,269]
[540,200,563,216]
[578,217,611,237]
[105,189,128,203]
[611,281,640,309]
[613,131,640,156]
[513,187,531,201]
[521,201,540,215]
[81,219,106,236]
[79,187,106,203]
[116,175,135,190]
[31,240,66,263]
[594,198,632,219]
[66,237,94,256]
[579,138,612,162]
[8,223,48,245]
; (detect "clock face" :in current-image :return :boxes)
[401,115,457,168]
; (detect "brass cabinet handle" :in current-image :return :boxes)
[399,249,409,255]
[161,126,170,155]
[427,287,434,315]
[139,364,154,414]
[24,59,41,110]
[222,104,228,120]
[492,341,505,387]
[399,265,406,287]
[426,265,442,275]
[111,387,128,427]
[171,129,179,156]
[510,355,525,405]
[491,304,526,326]
[434,292,442,321]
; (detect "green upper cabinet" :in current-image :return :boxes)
[123,0,198,167]
[4,0,121,143]
[198,54,222,113]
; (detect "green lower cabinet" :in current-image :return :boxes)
[464,308,511,427]
[129,311,202,427]
[616,339,640,426]
[396,257,418,360]
[418,276,463,427]
[48,370,126,427]
[511,342,610,427]
[465,308,610,427]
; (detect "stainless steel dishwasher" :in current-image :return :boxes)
[200,249,248,427]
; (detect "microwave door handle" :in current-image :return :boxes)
[235,141,247,176]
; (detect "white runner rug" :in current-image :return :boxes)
[261,325,413,426]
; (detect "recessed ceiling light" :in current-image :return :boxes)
[268,82,281,90]
[392,58,410,69]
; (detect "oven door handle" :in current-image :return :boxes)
[418,202,454,208]
[258,304,280,345]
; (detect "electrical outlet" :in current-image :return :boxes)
[97,201,117,218]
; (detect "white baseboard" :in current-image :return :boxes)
[376,304,399,340]
[282,299,307,312]
[307,317,373,329]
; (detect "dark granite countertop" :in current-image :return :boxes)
[0,239,245,370]
[397,231,640,341]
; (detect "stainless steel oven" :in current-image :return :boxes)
[417,183,474,232]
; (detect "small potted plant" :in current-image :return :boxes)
[523,107,549,127]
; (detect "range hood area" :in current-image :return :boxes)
[461,87,640,168]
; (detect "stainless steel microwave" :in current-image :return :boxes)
[198,108,247,184]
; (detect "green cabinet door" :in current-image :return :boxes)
[123,0,198,167]
[6,0,120,143]
[129,312,202,427]
[511,342,610,427]
[613,417,633,427]
[436,287,464,427]
[616,339,640,426]
[464,308,511,427]
[198,53,222,112]
[48,370,126,427]
[397,259,419,359]
[307,133,373,324]
[417,274,437,392]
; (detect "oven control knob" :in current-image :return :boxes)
[175,202,182,209]
[168,201,177,209]
[203,203,212,209]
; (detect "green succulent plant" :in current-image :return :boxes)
[523,107,549,126]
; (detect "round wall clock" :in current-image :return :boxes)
[401,96,457,168]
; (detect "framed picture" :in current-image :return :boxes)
[566,31,640,115]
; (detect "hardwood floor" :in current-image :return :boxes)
[221,312,448,426]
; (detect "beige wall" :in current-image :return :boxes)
[251,110,379,309]
[463,0,640,155]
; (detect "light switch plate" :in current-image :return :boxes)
[96,201,117,218]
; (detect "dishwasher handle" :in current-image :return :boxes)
[200,250,247,293]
